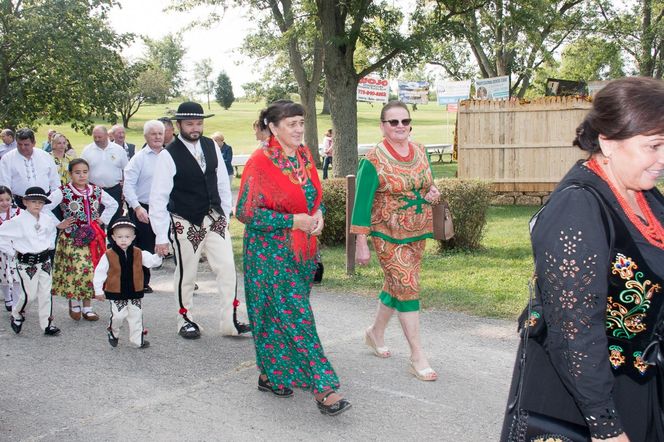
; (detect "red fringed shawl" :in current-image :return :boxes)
[237,136,322,261]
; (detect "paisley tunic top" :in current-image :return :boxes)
[350,140,434,243]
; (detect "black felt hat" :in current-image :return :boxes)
[109,216,137,233]
[23,186,51,204]
[172,101,214,120]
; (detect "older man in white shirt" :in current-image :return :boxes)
[123,120,165,293]
[0,128,60,208]
[0,129,17,159]
[150,102,249,340]
[81,125,128,231]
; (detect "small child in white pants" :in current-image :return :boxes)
[0,186,21,312]
[93,217,162,348]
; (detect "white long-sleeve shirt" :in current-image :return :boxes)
[93,250,162,296]
[0,148,60,196]
[123,145,162,209]
[149,135,232,244]
[0,210,59,255]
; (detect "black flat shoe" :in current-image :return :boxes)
[143,285,153,294]
[5,301,12,312]
[178,323,201,339]
[258,376,293,398]
[139,340,150,349]
[44,325,61,336]
[235,321,252,335]
[316,390,352,416]
[10,317,22,334]
[108,331,118,347]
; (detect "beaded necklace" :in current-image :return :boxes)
[587,158,664,249]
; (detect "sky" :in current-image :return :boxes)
[108,0,259,97]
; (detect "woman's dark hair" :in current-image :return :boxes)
[68,158,89,173]
[259,100,305,133]
[380,100,410,121]
[574,77,664,154]
[0,185,12,197]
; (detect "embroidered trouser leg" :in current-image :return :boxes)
[13,261,54,330]
[108,299,145,347]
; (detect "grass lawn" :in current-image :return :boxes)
[31,100,457,155]
[229,204,538,321]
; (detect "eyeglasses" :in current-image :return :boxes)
[382,119,412,127]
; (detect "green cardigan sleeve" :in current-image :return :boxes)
[350,158,379,235]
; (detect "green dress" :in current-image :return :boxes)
[236,149,340,394]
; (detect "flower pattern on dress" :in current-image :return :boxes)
[186,224,207,253]
[611,253,636,280]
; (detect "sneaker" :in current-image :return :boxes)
[44,325,61,336]
[178,323,200,339]
[10,317,22,334]
[108,331,119,347]
[139,340,150,349]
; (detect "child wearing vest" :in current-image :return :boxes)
[0,187,67,336]
[93,217,162,348]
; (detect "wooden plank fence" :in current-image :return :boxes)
[456,97,592,192]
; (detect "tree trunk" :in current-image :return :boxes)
[321,88,331,114]
[640,0,655,76]
[301,87,321,165]
[326,77,359,178]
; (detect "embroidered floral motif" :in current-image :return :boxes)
[130,299,141,308]
[114,299,128,311]
[41,260,52,275]
[612,253,637,280]
[633,351,649,375]
[186,224,207,252]
[173,221,184,235]
[608,345,625,369]
[209,215,227,238]
[606,255,660,339]
[566,349,588,378]
[24,265,38,280]
[559,289,577,309]
[524,310,540,329]
[559,258,580,278]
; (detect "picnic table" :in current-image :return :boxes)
[426,144,454,163]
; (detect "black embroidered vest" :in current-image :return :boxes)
[166,136,222,226]
[597,191,664,381]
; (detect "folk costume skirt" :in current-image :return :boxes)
[52,235,95,301]
[372,237,426,312]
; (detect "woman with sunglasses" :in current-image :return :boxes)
[351,100,441,381]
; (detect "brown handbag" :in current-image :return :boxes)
[432,201,454,241]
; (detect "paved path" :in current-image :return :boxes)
[0,259,519,441]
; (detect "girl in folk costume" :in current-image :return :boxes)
[0,186,20,311]
[51,158,118,321]
[236,101,351,416]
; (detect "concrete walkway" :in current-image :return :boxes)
[0,258,518,441]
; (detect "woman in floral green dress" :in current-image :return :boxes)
[236,100,351,416]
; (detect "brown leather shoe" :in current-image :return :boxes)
[82,311,99,321]
[69,300,81,321]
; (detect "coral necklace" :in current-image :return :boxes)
[587,158,664,249]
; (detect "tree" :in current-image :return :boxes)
[194,58,215,109]
[109,62,147,128]
[315,0,481,177]
[597,0,664,78]
[215,71,235,109]
[138,67,172,104]
[427,0,589,97]
[143,34,186,96]
[0,0,132,130]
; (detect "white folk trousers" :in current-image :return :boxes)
[13,261,54,330]
[108,299,145,347]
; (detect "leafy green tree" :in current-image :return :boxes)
[109,62,147,128]
[558,37,625,80]
[0,0,132,130]
[194,58,215,109]
[138,67,172,104]
[215,71,235,109]
[143,34,186,95]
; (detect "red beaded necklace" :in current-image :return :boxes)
[587,158,664,249]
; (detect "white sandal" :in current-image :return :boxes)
[409,361,437,382]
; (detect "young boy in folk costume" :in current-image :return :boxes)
[50,158,118,321]
[94,217,162,349]
[0,186,20,311]
[0,187,69,335]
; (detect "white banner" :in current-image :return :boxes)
[357,76,389,103]
[436,80,471,105]
[474,76,510,100]
[398,81,430,104]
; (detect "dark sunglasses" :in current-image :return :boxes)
[382,118,412,127]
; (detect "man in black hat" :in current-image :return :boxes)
[150,102,249,339]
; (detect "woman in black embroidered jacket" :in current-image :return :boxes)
[501,77,664,442]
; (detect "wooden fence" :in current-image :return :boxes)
[456,97,592,192]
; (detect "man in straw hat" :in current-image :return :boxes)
[149,102,249,339]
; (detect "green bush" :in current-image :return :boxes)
[320,178,348,246]
[435,178,493,251]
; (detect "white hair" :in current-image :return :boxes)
[143,120,165,136]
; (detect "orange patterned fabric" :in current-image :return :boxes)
[365,141,433,242]
[372,236,426,302]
